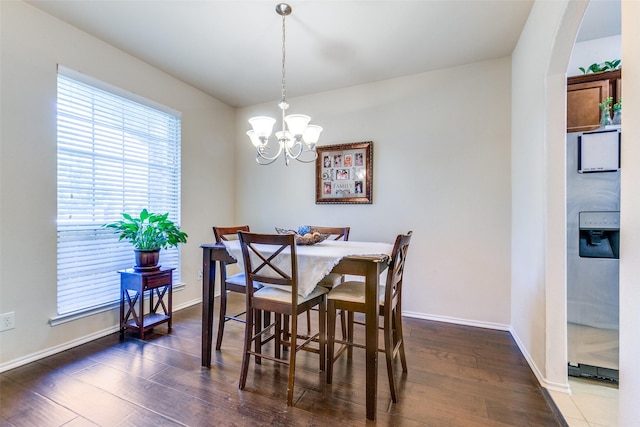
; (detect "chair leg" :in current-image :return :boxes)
[339,309,347,340]
[287,310,298,406]
[263,310,271,333]
[255,308,262,365]
[347,311,355,359]
[275,313,282,359]
[215,286,228,351]
[326,299,337,384]
[394,306,408,373]
[239,304,254,390]
[383,309,398,403]
[283,315,290,353]
[306,310,312,336]
[319,298,326,372]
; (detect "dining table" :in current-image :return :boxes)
[200,238,393,421]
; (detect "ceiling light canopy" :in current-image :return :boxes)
[246,3,322,166]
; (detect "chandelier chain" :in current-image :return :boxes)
[281,11,287,105]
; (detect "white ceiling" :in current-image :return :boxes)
[27,0,620,108]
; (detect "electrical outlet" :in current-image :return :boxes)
[198,269,203,280]
[0,312,15,332]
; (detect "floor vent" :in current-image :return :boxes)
[568,362,619,383]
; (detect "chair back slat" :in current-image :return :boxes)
[211,225,252,351]
[385,231,413,304]
[213,225,250,242]
[238,231,298,295]
[308,226,350,241]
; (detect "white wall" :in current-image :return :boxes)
[619,0,640,422]
[510,0,588,391]
[511,0,564,387]
[513,2,640,423]
[0,1,236,368]
[567,35,622,77]
[235,58,513,328]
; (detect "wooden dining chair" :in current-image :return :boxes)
[212,225,257,350]
[308,226,350,287]
[237,231,328,406]
[306,226,350,336]
[325,231,412,403]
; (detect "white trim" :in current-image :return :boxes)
[57,64,181,117]
[510,326,572,394]
[403,310,571,394]
[12,303,571,397]
[402,310,511,331]
[1,298,202,374]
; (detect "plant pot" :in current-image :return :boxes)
[134,249,160,271]
[600,109,613,127]
[612,110,621,125]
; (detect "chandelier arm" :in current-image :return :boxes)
[290,153,318,163]
[285,142,318,163]
[284,140,304,159]
[256,141,285,163]
[256,154,281,166]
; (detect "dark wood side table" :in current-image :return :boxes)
[119,267,175,340]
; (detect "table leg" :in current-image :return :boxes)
[202,248,216,367]
[119,289,125,341]
[167,284,173,331]
[365,263,379,421]
[138,289,145,339]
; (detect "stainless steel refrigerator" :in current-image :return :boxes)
[566,127,620,382]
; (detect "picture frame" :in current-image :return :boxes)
[315,141,373,204]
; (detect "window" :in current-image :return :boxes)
[55,66,182,321]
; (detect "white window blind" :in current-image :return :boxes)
[56,67,182,318]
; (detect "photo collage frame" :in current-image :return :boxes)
[315,141,373,204]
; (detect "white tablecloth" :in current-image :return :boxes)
[223,239,393,297]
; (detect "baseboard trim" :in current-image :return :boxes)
[402,310,511,331]
[403,310,571,395]
[509,326,571,394]
[4,301,571,400]
[0,298,202,373]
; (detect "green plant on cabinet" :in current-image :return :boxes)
[579,59,621,75]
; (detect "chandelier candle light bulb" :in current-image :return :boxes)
[247,3,322,165]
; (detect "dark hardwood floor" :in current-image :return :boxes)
[1,293,566,426]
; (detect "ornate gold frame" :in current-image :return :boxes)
[315,141,373,204]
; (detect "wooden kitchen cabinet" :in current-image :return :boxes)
[567,69,621,133]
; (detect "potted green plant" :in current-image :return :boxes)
[104,209,188,270]
[579,59,621,75]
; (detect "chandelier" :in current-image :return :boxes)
[246,3,322,166]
